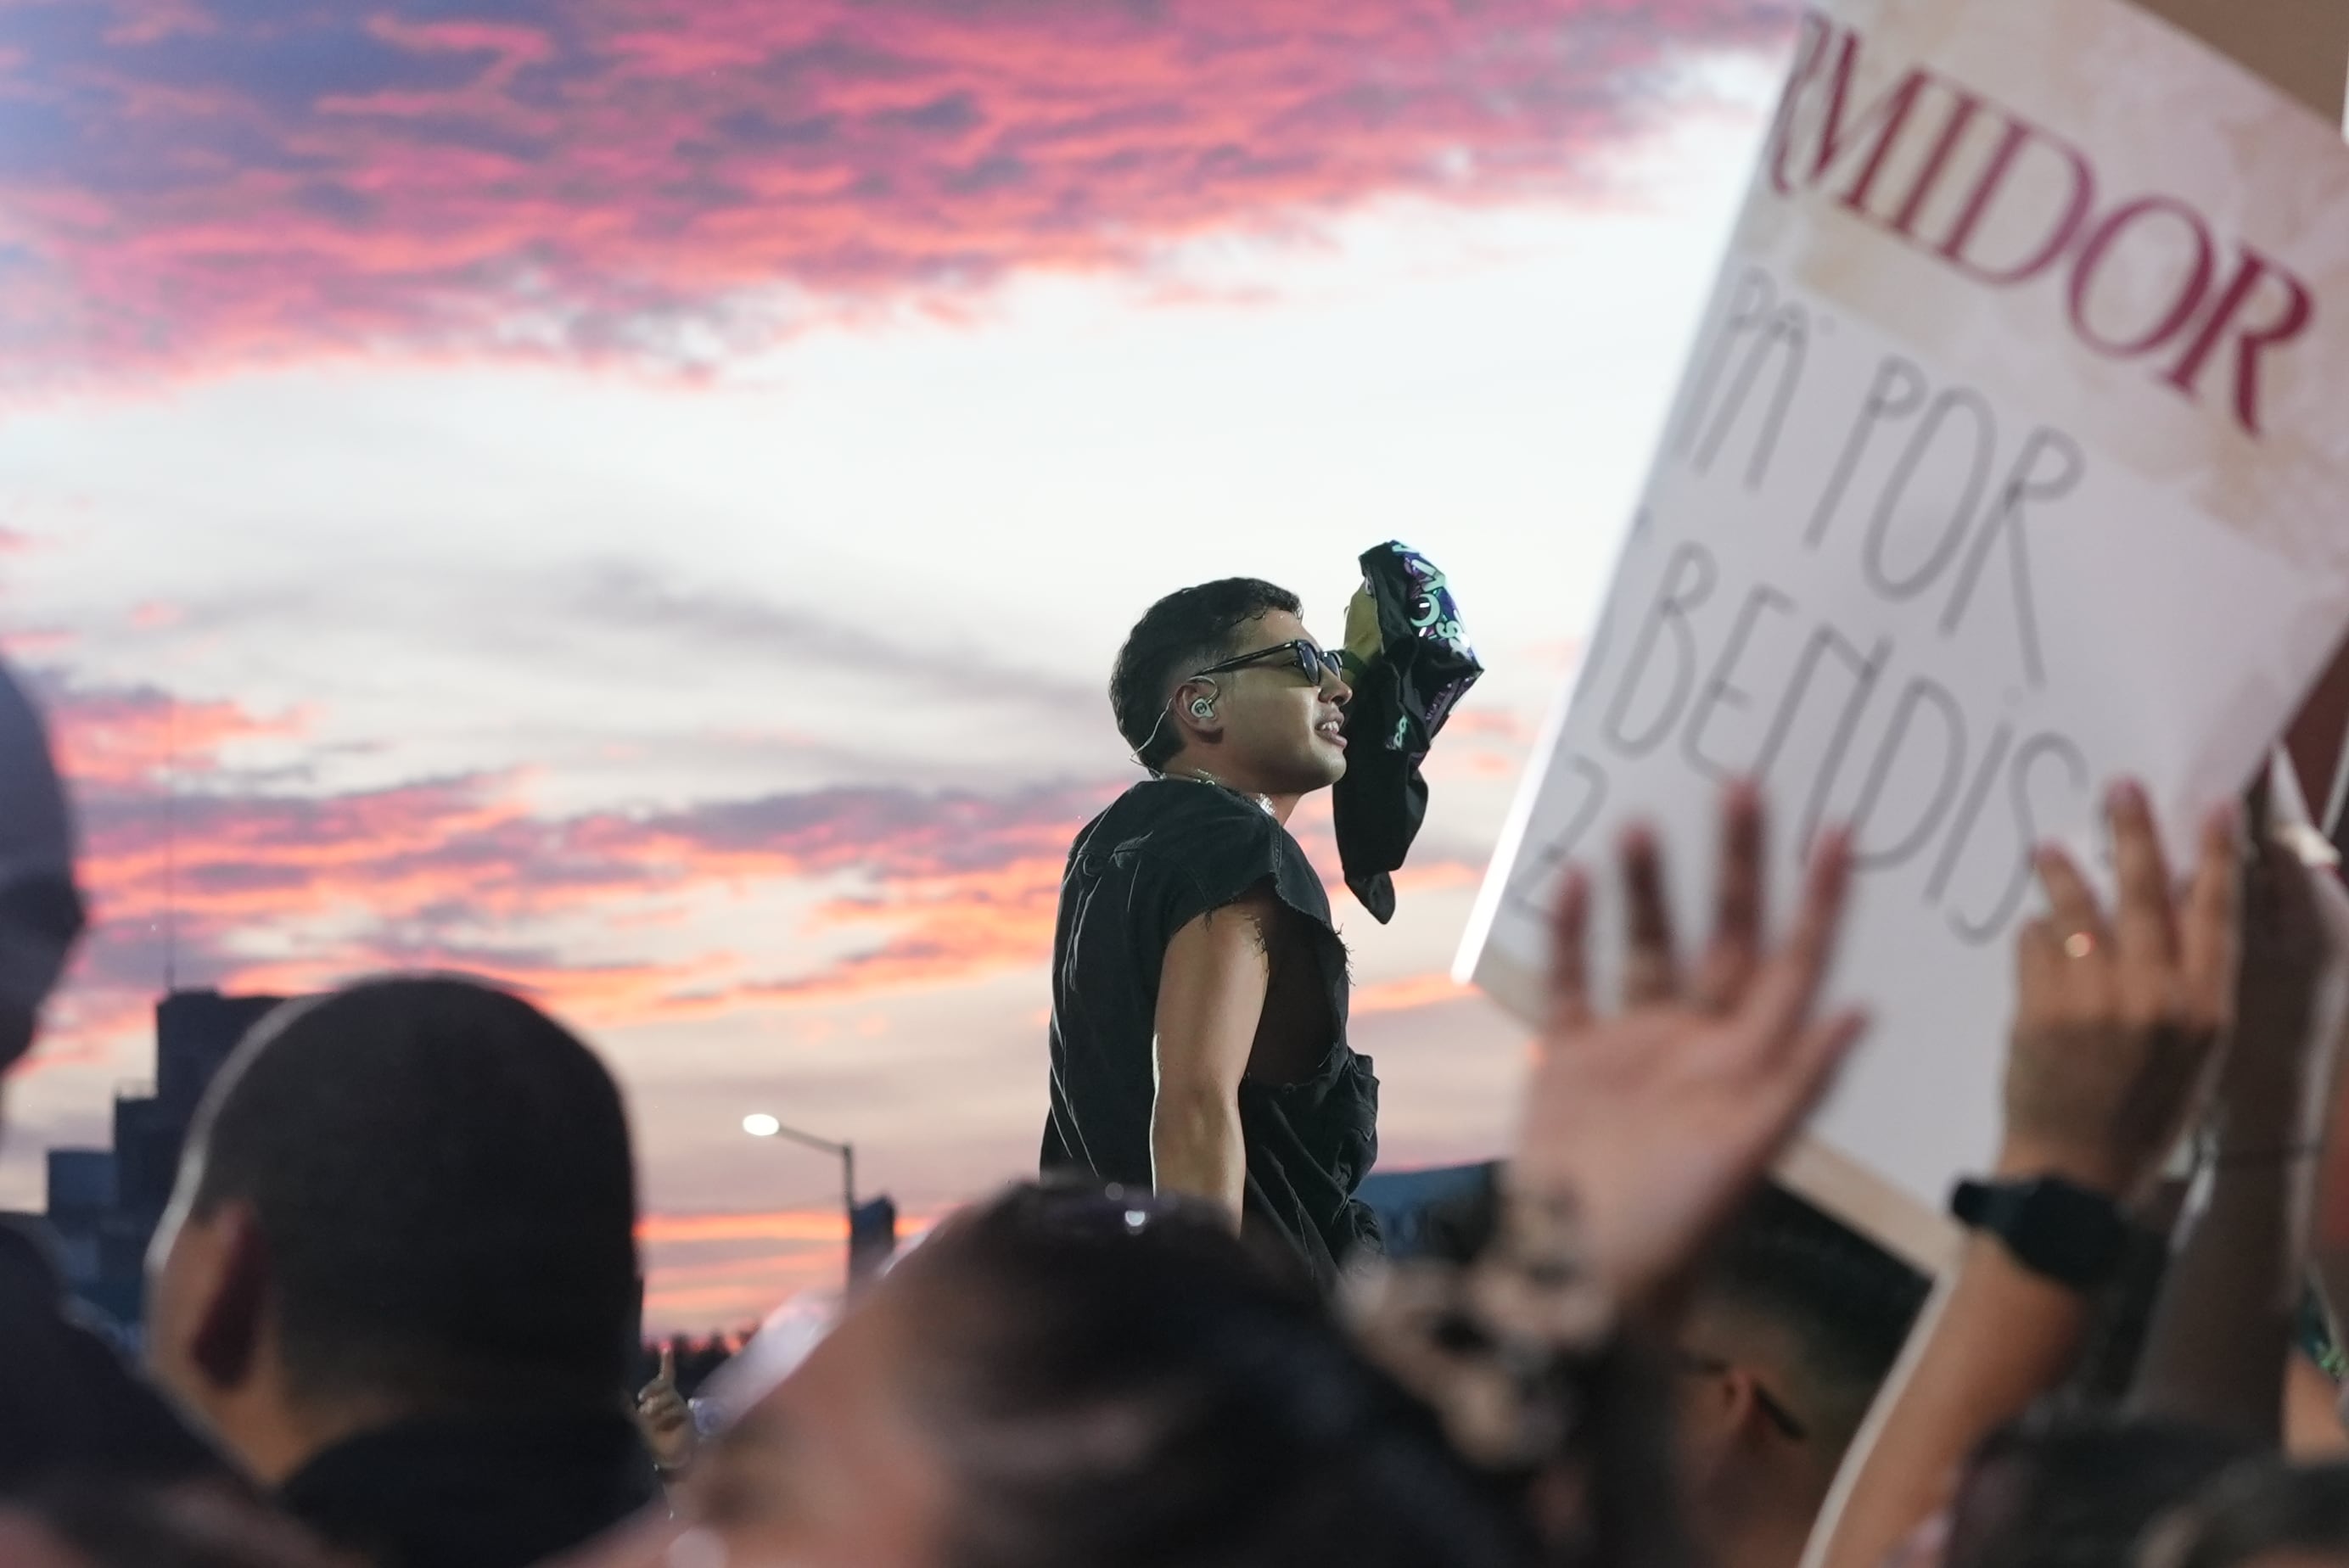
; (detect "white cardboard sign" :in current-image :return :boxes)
[1460,0,2349,1266]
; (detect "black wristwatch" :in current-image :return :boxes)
[1948,1175,2132,1291]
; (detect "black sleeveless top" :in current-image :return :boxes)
[1040,778,1382,1286]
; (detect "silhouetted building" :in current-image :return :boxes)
[849,1196,897,1290]
[42,989,293,1334]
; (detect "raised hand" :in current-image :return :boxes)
[634,1344,697,1476]
[1997,781,2240,1198]
[2217,820,2329,1132]
[1510,781,1867,1308]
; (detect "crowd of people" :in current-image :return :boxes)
[2,565,2349,1568]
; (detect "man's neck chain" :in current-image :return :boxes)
[1165,768,1275,817]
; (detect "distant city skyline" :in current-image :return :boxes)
[2,0,1787,1328]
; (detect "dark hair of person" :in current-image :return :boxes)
[883,1180,1539,1568]
[1109,578,1303,770]
[1696,1184,1931,1453]
[0,871,86,1071]
[1939,1410,2262,1568]
[185,976,639,1412]
[2152,1460,2349,1568]
[13,1480,340,1568]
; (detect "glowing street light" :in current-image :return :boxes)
[740,1111,859,1291]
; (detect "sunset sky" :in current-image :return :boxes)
[0,0,1788,1328]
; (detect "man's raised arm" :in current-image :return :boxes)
[1150,884,1277,1225]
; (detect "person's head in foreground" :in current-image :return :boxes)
[1110,576,1351,802]
[0,1480,342,1568]
[0,655,236,1496]
[2142,1460,2349,1568]
[1674,1184,1930,1568]
[144,976,649,1564]
[1931,1411,2260,1568]
[0,659,85,1079]
[686,1180,1531,1568]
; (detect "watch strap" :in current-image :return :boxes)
[1948,1174,2132,1291]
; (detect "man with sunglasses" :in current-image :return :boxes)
[1040,577,1379,1288]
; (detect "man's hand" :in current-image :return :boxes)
[635,1345,696,1476]
[1996,782,2240,1198]
[1511,781,1866,1308]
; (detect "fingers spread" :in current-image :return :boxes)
[1696,782,1765,1010]
[2178,799,2242,1028]
[1735,825,1853,1053]
[2105,781,2179,975]
[1548,865,1593,1032]
[1621,825,1680,1007]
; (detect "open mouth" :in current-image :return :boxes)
[1315,715,1347,749]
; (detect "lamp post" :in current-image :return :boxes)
[742,1113,855,1290]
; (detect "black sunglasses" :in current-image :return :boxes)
[1191,639,1348,686]
[1673,1351,1810,1442]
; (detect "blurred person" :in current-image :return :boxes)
[144,977,658,1568]
[0,655,225,1492]
[1808,782,2246,1568]
[1930,1413,2259,1568]
[671,781,1866,1568]
[1673,1185,1931,1568]
[687,1180,1538,1568]
[1043,577,1376,1286]
[1350,781,1866,1565]
[2144,1460,2349,1568]
[0,1479,350,1568]
[2128,794,2340,1444]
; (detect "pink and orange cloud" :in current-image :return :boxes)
[1,0,1792,384]
[21,663,1125,1067]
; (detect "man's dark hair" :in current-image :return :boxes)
[1941,1411,2261,1568]
[1696,1184,1931,1455]
[889,1180,1537,1568]
[1110,578,1302,770]
[18,1477,342,1568]
[185,976,639,1411]
[2156,1459,2349,1568]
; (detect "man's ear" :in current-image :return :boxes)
[1169,677,1225,747]
[188,1205,272,1391]
[1677,1358,1768,1487]
[1713,1363,1773,1447]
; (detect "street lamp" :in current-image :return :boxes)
[741,1112,856,1289]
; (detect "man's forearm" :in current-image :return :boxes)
[2131,1156,2300,1438]
[1151,1085,1247,1225]
[1805,1236,2094,1568]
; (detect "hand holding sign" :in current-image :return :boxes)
[1995,784,2240,1200]
[1511,782,1869,1308]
